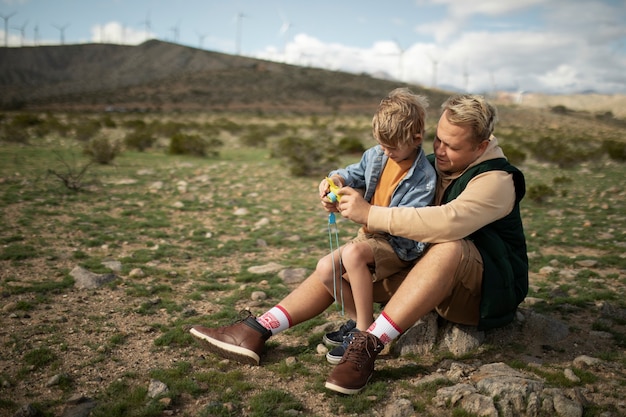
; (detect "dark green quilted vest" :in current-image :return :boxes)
[428,154,528,330]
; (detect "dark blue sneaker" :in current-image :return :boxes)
[322,319,356,347]
[326,328,360,364]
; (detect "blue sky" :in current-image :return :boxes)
[1,0,625,94]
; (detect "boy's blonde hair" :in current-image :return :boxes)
[441,94,498,144]
[372,88,428,147]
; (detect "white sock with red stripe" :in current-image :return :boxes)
[257,305,292,335]
[366,311,402,345]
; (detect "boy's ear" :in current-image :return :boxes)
[413,133,423,145]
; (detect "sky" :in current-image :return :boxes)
[1,0,625,94]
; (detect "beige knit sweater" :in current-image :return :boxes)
[367,137,516,243]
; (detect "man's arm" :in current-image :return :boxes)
[340,171,516,243]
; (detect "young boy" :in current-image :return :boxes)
[190,87,436,366]
[316,87,436,363]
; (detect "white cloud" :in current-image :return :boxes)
[90,22,153,45]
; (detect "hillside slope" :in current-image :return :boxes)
[0,40,449,114]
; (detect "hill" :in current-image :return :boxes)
[0,40,451,114]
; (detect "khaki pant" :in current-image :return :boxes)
[372,238,483,326]
[350,228,413,282]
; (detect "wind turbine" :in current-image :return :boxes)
[277,9,293,58]
[1,12,16,47]
[12,20,27,46]
[170,21,180,43]
[196,31,207,49]
[33,24,39,46]
[140,11,152,40]
[52,23,70,45]
[392,39,406,81]
[235,12,247,55]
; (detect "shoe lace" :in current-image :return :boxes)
[339,320,356,335]
[342,332,382,366]
[237,309,254,322]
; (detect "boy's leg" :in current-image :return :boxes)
[340,241,375,332]
[315,247,358,320]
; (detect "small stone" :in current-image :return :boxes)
[129,268,145,278]
[316,344,329,355]
[564,368,580,383]
[250,291,267,301]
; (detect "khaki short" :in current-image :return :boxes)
[350,228,413,282]
[372,238,483,326]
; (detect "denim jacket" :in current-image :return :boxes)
[329,145,436,261]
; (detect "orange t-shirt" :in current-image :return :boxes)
[371,157,413,207]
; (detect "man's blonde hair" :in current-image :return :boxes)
[441,94,498,144]
[372,88,428,147]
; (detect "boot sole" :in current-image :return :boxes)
[190,328,260,366]
[324,379,368,395]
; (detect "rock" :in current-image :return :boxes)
[523,310,569,344]
[101,260,122,272]
[575,259,598,268]
[60,396,97,417]
[572,355,602,368]
[432,362,585,417]
[278,268,308,284]
[70,266,116,289]
[383,398,414,417]
[12,404,40,417]
[248,262,284,274]
[250,291,267,301]
[148,379,169,398]
[129,268,145,278]
[149,181,163,192]
[547,388,584,417]
[253,217,270,229]
[442,322,485,356]
[564,368,580,383]
[393,311,438,356]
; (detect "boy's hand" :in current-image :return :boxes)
[337,187,370,225]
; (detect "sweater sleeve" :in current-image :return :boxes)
[366,171,516,243]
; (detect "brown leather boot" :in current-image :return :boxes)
[190,311,271,365]
[325,331,384,394]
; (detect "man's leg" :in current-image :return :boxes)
[378,240,464,331]
[190,270,339,365]
[326,240,477,393]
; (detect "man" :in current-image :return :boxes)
[190,94,528,395]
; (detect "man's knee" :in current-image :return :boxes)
[423,240,464,261]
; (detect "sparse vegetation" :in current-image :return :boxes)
[83,135,122,164]
[1,88,626,416]
[168,132,222,157]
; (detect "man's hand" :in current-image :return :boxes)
[337,187,371,225]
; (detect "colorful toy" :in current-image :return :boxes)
[326,177,341,202]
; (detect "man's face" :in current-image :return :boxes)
[433,110,488,175]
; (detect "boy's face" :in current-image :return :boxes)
[377,135,422,163]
